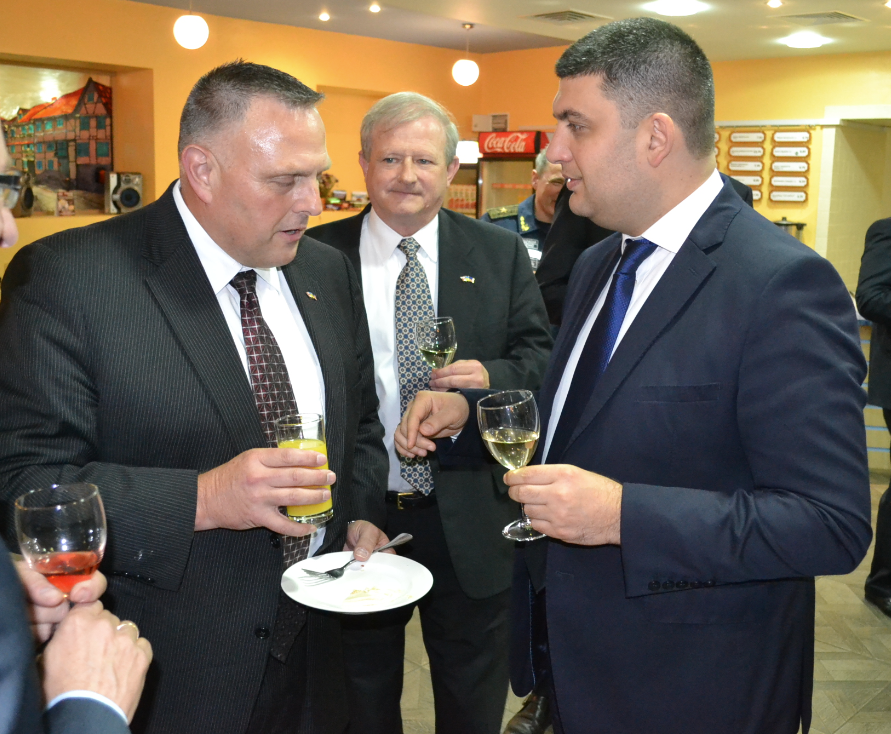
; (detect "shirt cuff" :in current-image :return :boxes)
[46,691,129,724]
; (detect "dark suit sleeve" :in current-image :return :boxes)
[536,186,614,326]
[620,254,872,595]
[0,244,197,590]
[856,218,891,327]
[44,699,130,734]
[482,235,553,391]
[342,251,388,529]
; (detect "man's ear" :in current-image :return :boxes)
[644,113,675,169]
[446,156,461,185]
[359,151,369,179]
[181,144,217,205]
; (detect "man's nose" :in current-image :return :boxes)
[296,181,323,217]
[547,129,572,164]
[397,159,418,182]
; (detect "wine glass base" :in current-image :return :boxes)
[502,521,545,542]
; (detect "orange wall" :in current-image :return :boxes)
[6,0,891,266]
[2,0,484,261]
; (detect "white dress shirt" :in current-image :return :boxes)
[543,169,724,460]
[173,182,326,553]
[359,208,440,492]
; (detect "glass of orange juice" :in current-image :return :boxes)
[274,413,333,527]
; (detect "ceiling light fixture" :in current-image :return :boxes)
[370,3,381,11]
[452,23,480,87]
[779,30,831,48]
[886,0,891,8]
[319,11,330,21]
[174,3,209,49]
[643,0,709,16]
[767,0,782,8]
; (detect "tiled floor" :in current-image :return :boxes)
[400,478,891,734]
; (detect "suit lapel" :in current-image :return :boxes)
[548,181,741,462]
[281,250,347,481]
[536,237,621,452]
[436,210,479,338]
[143,188,264,453]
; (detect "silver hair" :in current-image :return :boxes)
[534,148,552,176]
[178,60,323,156]
[360,92,459,163]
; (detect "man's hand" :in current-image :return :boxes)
[395,391,470,458]
[196,448,335,535]
[429,360,489,391]
[505,464,623,546]
[343,521,392,562]
[16,562,107,643]
[42,602,152,723]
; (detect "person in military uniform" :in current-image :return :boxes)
[481,149,564,271]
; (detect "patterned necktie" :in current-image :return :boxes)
[231,270,309,662]
[394,238,436,495]
[549,238,658,454]
[231,270,311,566]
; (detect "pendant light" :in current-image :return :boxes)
[174,1,209,49]
[452,24,480,87]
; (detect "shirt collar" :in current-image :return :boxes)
[366,207,439,263]
[623,168,723,254]
[173,181,281,295]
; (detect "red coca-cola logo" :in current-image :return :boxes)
[479,131,536,156]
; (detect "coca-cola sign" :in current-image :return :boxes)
[479,131,538,157]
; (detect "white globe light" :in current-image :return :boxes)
[174,15,210,50]
[452,59,479,87]
[780,31,830,48]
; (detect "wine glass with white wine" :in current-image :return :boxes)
[477,390,544,541]
[415,316,457,369]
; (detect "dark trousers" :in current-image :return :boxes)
[866,408,891,598]
[245,626,309,734]
[342,501,511,734]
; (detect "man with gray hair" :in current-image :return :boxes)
[481,148,565,272]
[308,91,552,734]
[0,60,390,734]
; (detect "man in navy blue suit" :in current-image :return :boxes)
[396,17,871,734]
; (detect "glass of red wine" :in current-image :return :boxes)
[15,483,107,595]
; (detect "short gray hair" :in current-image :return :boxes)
[360,92,459,163]
[534,148,551,176]
[179,60,324,156]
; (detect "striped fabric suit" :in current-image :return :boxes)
[0,183,388,734]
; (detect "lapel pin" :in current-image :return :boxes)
[306,291,318,300]
[460,275,475,284]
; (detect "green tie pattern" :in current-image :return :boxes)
[395,237,435,495]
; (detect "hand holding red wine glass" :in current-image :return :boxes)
[15,483,107,595]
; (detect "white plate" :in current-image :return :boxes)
[281,551,433,614]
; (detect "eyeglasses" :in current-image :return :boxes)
[0,171,22,209]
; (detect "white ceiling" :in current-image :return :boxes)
[130,0,891,60]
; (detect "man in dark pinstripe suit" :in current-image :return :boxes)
[0,62,389,734]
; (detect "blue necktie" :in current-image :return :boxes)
[548,237,657,455]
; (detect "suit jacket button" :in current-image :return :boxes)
[648,581,660,591]
[703,580,716,588]
[254,626,271,639]
[270,533,281,549]
[662,581,675,590]
[690,581,702,589]
[676,580,688,589]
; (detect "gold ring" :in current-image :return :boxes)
[116,620,139,637]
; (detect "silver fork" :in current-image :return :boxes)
[301,532,413,582]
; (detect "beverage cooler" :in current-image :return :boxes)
[477,131,553,216]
